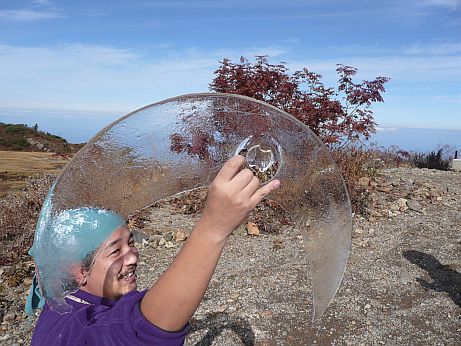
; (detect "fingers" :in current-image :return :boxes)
[232,168,255,189]
[215,155,245,182]
[241,175,260,197]
[215,155,280,208]
[249,179,281,207]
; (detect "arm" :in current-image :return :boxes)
[140,155,280,331]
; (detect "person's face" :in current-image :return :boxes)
[81,226,139,299]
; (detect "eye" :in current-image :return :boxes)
[110,249,120,256]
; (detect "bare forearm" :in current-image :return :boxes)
[140,217,228,331]
[139,156,280,332]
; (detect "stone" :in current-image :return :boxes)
[389,204,399,211]
[407,200,423,212]
[353,228,364,238]
[165,241,175,248]
[150,235,161,247]
[377,185,392,193]
[358,177,370,187]
[36,143,44,150]
[370,210,382,217]
[132,229,149,244]
[397,198,408,209]
[172,229,188,242]
[452,159,461,171]
[233,223,246,235]
[260,310,273,318]
[246,222,260,236]
[390,179,401,186]
[273,238,283,249]
[3,313,15,322]
[158,237,166,246]
[215,305,226,313]
[230,293,240,300]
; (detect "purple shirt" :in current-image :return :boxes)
[31,289,189,345]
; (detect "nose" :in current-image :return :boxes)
[123,246,139,266]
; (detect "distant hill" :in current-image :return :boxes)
[0,123,84,153]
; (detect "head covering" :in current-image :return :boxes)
[43,207,125,264]
[27,182,125,314]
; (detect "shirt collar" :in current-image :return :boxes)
[70,289,118,307]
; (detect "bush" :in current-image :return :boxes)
[207,56,390,213]
[210,56,390,149]
[5,124,27,134]
[46,132,67,143]
[0,174,56,265]
[12,138,30,148]
[331,147,376,214]
[412,149,451,171]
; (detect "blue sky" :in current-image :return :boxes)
[0,0,460,148]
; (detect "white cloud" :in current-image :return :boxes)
[404,42,461,55]
[33,0,54,6]
[0,9,62,21]
[376,127,397,132]
[0,41,459,117]
[0,43,289,112]
[421,0,460,10]
[287,42,461,83]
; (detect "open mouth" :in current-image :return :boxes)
[118,269,137,283]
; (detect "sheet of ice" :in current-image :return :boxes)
[33,93,352,319]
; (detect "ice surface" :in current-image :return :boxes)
[33,93,352,319]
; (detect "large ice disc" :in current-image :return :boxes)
[33,93,352,319]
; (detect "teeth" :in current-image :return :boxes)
[120,271,135,279]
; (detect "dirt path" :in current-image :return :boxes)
[1,168,460,345]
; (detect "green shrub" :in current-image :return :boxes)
[5,124,27,134]
[46,132,67,143]
[12,138,30,148]
[412,149,451,171]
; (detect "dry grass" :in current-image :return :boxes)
[0,174,56,265]
[0,151,68,197]
[0,151,69,264]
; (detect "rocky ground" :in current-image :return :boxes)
[0,167,460,345]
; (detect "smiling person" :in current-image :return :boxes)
[29,155,280,345]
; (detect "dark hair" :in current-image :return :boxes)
[81,250,97,272]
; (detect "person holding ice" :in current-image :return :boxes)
[28,155,280,345]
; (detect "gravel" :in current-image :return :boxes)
[1,167,460,345]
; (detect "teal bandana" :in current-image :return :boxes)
[26,184,125,315]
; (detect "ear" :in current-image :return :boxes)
[69,263,88,286]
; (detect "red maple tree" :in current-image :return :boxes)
[210,56,390,149]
